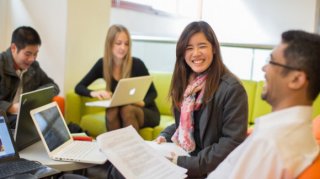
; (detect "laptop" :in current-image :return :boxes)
[0,110,47,179]
[30,102,107,164]
[85,75,153,108]
[14,86,55,151]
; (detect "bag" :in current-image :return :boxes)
[67,122,84,133]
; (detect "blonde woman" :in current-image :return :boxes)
[75,24,160,132]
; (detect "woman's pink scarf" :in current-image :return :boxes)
[171,73,207,152]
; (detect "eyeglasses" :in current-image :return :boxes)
[266,55,301,71]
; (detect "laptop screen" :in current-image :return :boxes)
[32,104,70,152]
[0,115,16,159]
[15,86,55,151]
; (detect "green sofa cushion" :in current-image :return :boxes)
[81,111,106,137]
[151,71,173,116]
[251,81,272,123]
[312,95,320,118]
[241,80,257,125]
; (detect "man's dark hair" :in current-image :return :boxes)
[11,26,41,51]
[281,30,320,100]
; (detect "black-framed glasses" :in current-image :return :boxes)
[266,55,301,71]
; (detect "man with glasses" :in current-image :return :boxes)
[208,30,320,179]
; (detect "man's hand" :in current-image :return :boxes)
[8,103,19,114]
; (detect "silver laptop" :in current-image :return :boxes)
[14,86,55,151]
[0,110,50,178]
[30,102,107,164]
[85,75,153,108]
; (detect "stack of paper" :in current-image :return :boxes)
[96,126,188,179]
[145,141,190,158]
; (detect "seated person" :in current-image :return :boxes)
[154,21,248,178]
[208,30,320,179]
[75,24,160,132]
[0,26,60,129]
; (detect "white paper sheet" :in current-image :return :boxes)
[145,141,190,158]
[96,126,187,179]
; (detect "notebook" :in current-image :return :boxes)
[14,86,55,151]
[30,102,107,164]
[86,75,153,108]
[0,110,46,178]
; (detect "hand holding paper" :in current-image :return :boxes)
[145,141,190,158]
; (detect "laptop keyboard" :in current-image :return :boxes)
[0,159,45,178]
[57,142,97,160]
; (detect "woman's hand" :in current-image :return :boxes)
[133,101,145,107]
[155,136,167,144]
[90,90,112,100]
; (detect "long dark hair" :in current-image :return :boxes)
[170,21,231,109]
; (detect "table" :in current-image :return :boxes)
[20,141,95,172]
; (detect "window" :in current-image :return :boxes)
[112,0,201,19]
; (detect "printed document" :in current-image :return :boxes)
[96,126,187,179]
[145,141,190,158]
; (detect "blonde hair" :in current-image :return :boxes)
[103,24,132,91]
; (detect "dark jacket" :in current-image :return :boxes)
[160,73,248,178]
[0,48,60,112]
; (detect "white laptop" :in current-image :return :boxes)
[86,75,153,108]
[30,102,107,164]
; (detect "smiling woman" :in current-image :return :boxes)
[154,21,248,178]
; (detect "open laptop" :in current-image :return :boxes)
[0,110,48,178]
[30,102,107,164]
[85,75,153,108]
[14,86,55,151]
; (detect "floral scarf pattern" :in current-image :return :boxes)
[171,73,207,152]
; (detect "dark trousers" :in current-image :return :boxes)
[105,161,125,179]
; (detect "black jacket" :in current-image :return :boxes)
[160,73,248,178]
[0,48,60,112]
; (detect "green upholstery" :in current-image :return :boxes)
[65,72,320,140]
[151,72,173,116]
[150,72,175,138]
[81,112,106,137]
[241,80,257,125]
[312,95,320,118]
[251,81,272,124]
